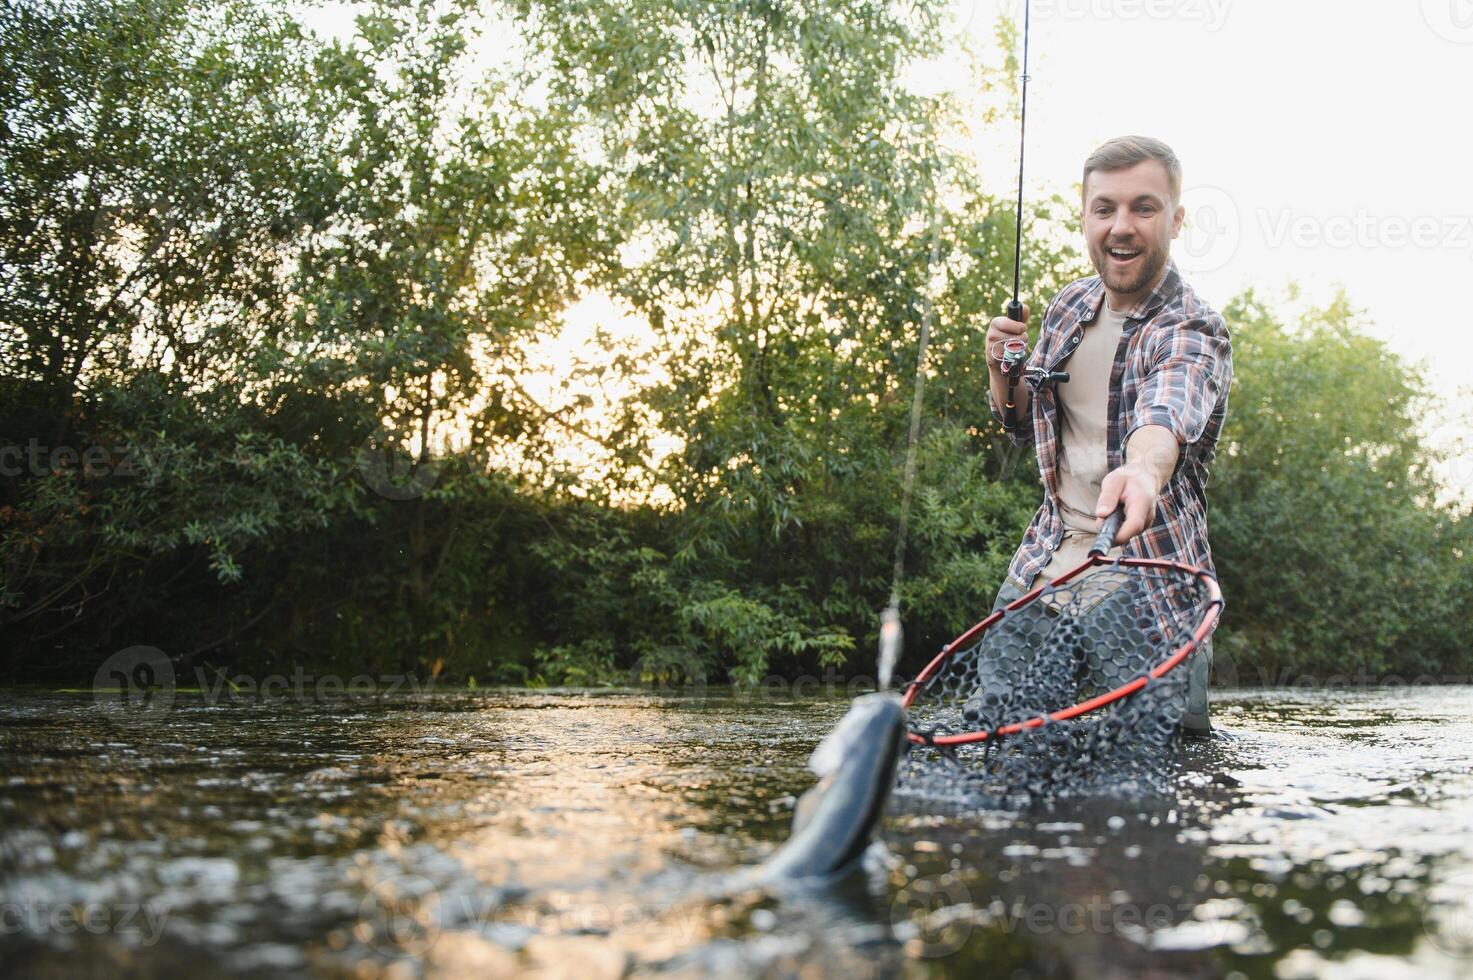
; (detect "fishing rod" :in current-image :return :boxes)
[876,195,940,693]
[998,0,1043,433]
[1006,0,1032,330]
[989,0,1035,437]
[996,0,1067,432]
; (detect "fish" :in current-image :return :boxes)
[756,694,908,883]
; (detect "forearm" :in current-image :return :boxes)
[1123,424,1179,495]
[988,366,1032,432]
[1096,424,1180,543]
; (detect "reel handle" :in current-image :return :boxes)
[1025,367,1069,391]
[1089,505,1126,557]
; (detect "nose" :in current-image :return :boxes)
[1109,209,1136,241]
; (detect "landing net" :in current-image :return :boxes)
[895,557,1222,807]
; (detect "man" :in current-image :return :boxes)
[984,135,1232,736]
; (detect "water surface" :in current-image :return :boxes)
[2,687,1471,978]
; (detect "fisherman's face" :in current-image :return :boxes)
[1082,159,1185,306]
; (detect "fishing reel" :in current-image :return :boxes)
[992,334,1069,433]
[993,336,1031,432]
[998,337,1030,380]
[991,338,1070,388]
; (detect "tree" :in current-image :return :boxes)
[1,0,346,659]
[519,1,1080,682]
[263,0,617,672]
[1210,288,1471,679]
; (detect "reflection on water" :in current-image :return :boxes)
[2,687,1472,977]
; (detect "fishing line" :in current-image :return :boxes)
[878,190,940,693]
[881,1,1035,689]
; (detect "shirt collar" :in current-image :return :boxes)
[1080,259,1180,324]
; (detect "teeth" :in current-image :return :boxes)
[1109,248,1139,258]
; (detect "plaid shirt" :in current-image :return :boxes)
[989,260,1233,588]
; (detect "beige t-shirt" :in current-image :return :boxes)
[1030,302,1128,588]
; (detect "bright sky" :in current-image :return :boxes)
[955,0,1473,494]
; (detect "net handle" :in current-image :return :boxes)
[1089,505,1126,557]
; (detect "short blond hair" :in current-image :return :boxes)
[1082,136,1182,204]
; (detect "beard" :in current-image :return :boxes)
[1090,238,1168,297]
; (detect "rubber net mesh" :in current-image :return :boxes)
[895,562,1213,807]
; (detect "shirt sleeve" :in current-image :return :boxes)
[1126,313,1233,448]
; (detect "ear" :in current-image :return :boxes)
[1170,202,1186,239]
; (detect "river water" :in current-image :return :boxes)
[2,687,1472,978]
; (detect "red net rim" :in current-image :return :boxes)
[900,556,1224,747]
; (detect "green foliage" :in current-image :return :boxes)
[513,0,1075,682]
[1211,289,1471,679]
[1,0,351,652]
[1,0,609,671]
[1,0,1465,688]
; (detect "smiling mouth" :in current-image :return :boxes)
[1107,246,1142,263]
